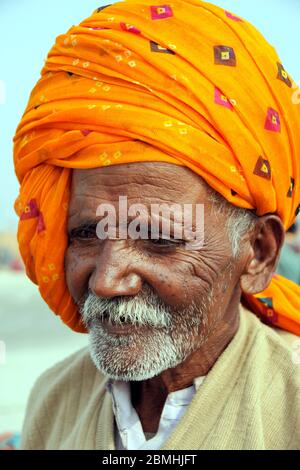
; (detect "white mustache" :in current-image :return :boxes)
[80,285,172,329]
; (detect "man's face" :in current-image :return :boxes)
[65,162,246,380]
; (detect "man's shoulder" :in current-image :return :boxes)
[240,304,300,383]
[33,346,97,389]
[254,311,298,358]
[28,346,108,408]
[273,325,299,351]
[240,307,300,448]
[21,347,107,449]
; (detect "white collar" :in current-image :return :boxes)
[106,375,206,450]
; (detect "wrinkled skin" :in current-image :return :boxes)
[65,162,284,432]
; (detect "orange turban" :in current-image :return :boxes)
[13,0,300,334]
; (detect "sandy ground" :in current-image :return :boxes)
[0,271,87,434]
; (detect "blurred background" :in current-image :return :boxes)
[0,0,299,444]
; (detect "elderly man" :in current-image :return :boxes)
[13,1,300,450]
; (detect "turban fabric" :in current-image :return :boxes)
[13,0,300,334]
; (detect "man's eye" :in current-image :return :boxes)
[69,227,97,241]
[77,229,96,238]
[149,237,183,247]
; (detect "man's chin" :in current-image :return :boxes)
[87,326,183,381]
[88,348,165,382]
[90,358,160,382]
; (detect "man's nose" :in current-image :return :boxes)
[89,240,143,298]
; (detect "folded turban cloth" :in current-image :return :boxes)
[13,0,300,334]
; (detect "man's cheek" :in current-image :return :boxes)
[65,251,90,302]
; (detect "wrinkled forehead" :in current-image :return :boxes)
[69,162,211,209]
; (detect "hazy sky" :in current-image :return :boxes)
[1,0,299,231]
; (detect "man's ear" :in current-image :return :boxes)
[240,215,285,295]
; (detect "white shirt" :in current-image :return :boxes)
[106,376,205,450]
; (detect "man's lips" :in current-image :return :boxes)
[92,311,160,335]
[99,316,152,334]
